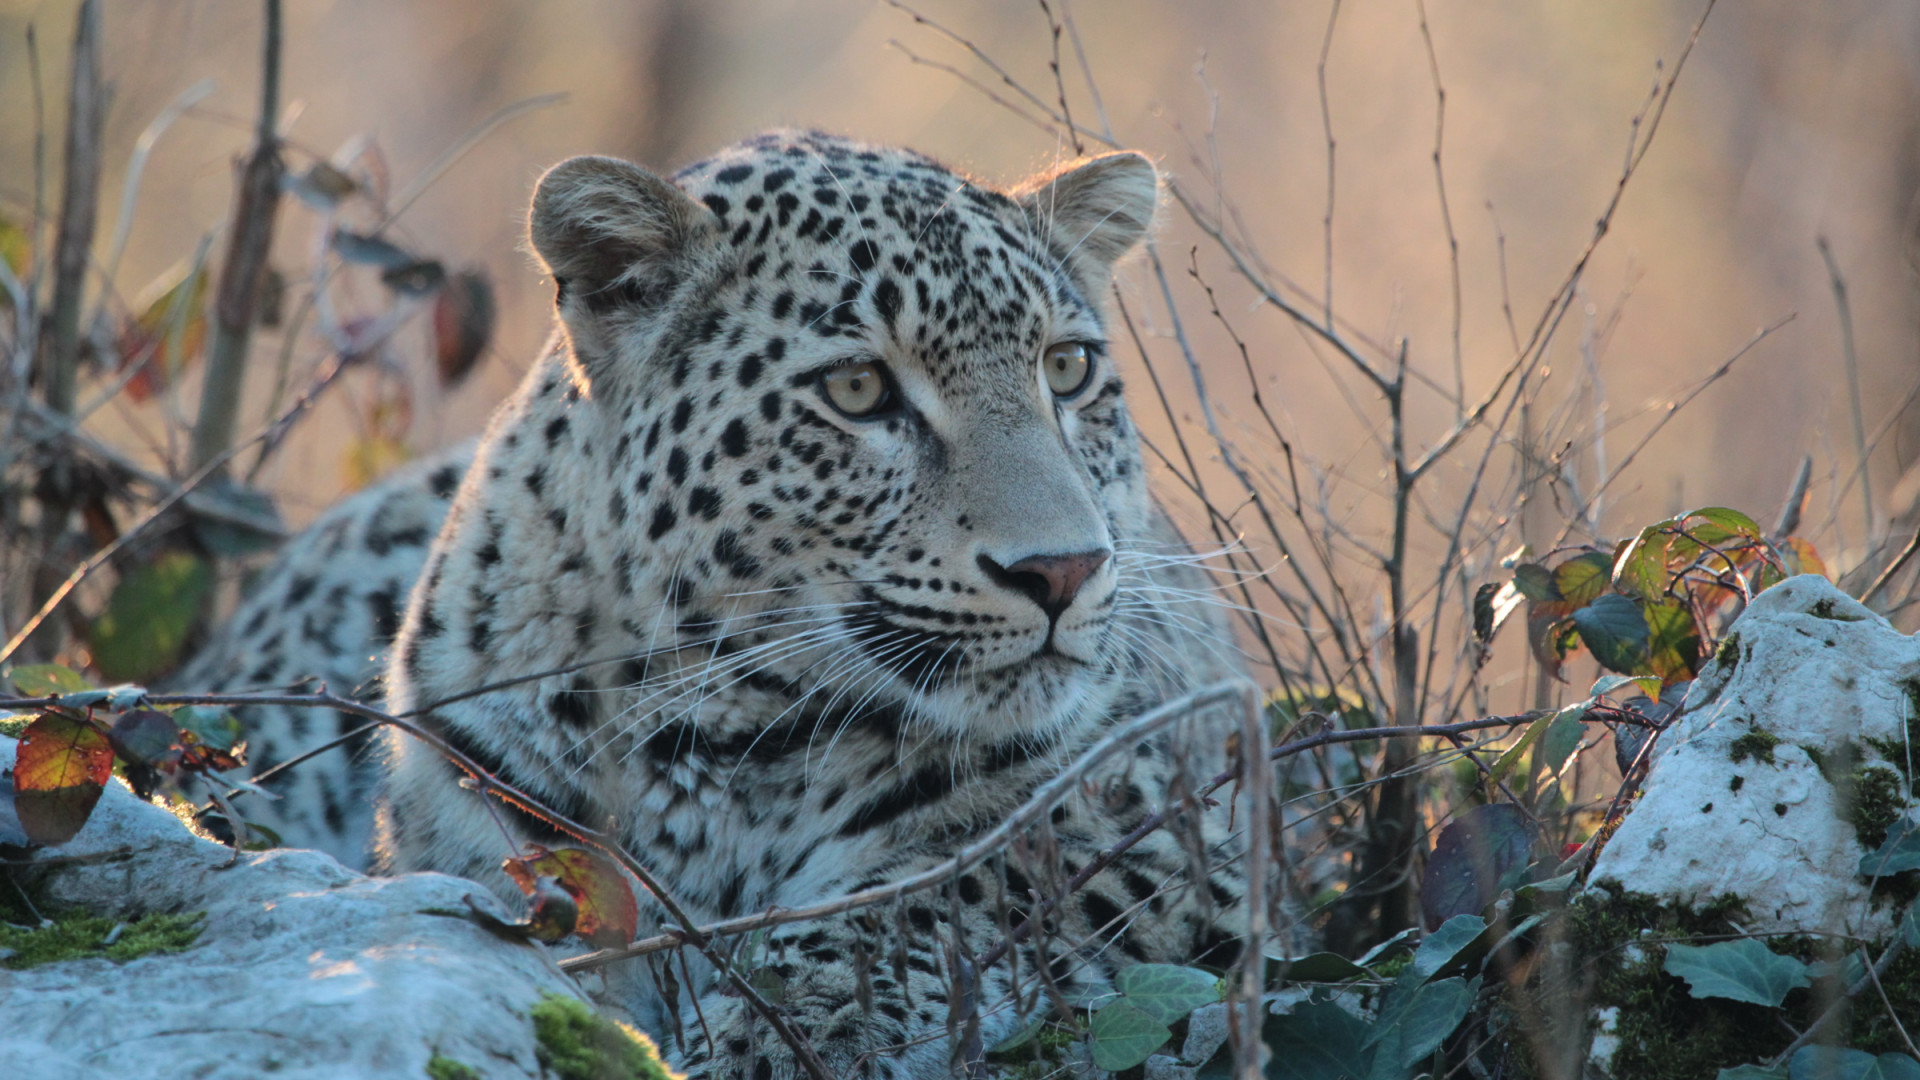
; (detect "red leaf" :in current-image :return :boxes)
[503,845,640,949]
[433,269,494,387]
[13,713,114,845]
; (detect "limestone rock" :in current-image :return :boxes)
[1590,574,1918,938]
[0,736,600,1080]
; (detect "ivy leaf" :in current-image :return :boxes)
[502,845,639,949]
[1115,963,1222,1024]
[1262,1001,1375,1080]
[8,664,91,697]
[89,552,213,682]
[1662,939,1809,1007]
[1858,818,1920,878]
[1278,951,1373,983]
[1420,803,1534,931]
[1087,1001,1171,1072]
[13,712,114,845]
[1788,1047,1920,1080]
[1407,915,1490,983]
[1573,594,1650,674]
[106,708,179,799]
[1364,976,1473,1070]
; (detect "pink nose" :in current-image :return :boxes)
[978,550,1110,618]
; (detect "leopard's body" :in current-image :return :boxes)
[178,131,1252,1079]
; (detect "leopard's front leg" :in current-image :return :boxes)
[669,903,1027,1080]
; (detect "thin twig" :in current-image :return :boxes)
[188,0,284,478]
[1818,235,1874,539]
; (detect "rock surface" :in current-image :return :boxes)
[0,737,599,1079]
[1591,574,1919,938]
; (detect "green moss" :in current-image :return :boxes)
[425,1055,481,1080]
[1844,765,1909,849]
[1862,679,1920,783]
[0,713,31,739]
[1532,887,1794,1080]
[1713,634,1741,672]
[1729,729,1781,766]
[530,992,676,1080]
[0,909,203,969]
[987,1020,1081,1080]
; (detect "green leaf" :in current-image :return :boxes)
[171,705,243,752]
[1407,915,1488,983]
[1591,674,1662,702]
[1088,1001,1171,1072]
[1540,709,1588,778]
[1553,552,1614,608]
[89,552,213,682]
[1115,963,1223,1024]
[1573,594,1650,674]
[1364,976,1472,1070]
[1662,939,1809,1007]
[1262,1001,1375,1080]
[1613,522,1677,600]
[1510,564,1560,602]
[1858,818,1920,877]
[1788,1047,1920,1080]
[1278,952,1373,983]
[1643,598,1702,682]
[1717,1066,1788,1080]
[1420,803,1534,930]
[1685,507,1765,543]
[8,664,91,697]
[1489,712,1555,786]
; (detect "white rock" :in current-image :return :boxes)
[0,737,598,1079]
[1590,575,1918,938]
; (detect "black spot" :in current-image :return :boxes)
[549,691,593,730]
[720,418,749,457]
[671,397,694,433]
[688,486,722,520]
[701,193,731,217]
[428,465,461,498]
[850,238,879,271]
[543,415,569,447]
[873,277,902,328]
[649,504,678,540]
[737,353,763,387]
[667,447,689,485]
[759,392,782,422]
[715,163,753,184]
[762,167,794,192]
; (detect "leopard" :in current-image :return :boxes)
[179,130,1256,1079]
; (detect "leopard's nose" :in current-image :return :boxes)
[976,550,1110,619]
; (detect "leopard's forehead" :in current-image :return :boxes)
[669,130,1098,372]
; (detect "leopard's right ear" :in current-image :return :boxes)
[529,156,719,364]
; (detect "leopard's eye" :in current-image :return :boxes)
[821,361,890,417]
[1042,342,1093,397]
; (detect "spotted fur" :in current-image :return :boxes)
[184,131,1251,1079]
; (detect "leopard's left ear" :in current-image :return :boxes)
[1015,151,1159,280]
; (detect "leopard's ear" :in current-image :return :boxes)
[1015,151,1159,282]
[529,156,719,367]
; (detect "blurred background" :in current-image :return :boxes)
[2,0,1915,533]
[3,0,1919,956]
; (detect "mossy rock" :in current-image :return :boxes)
[0,909,204,969]
[1508,885,1920,1080]
[531,992,677,1080]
